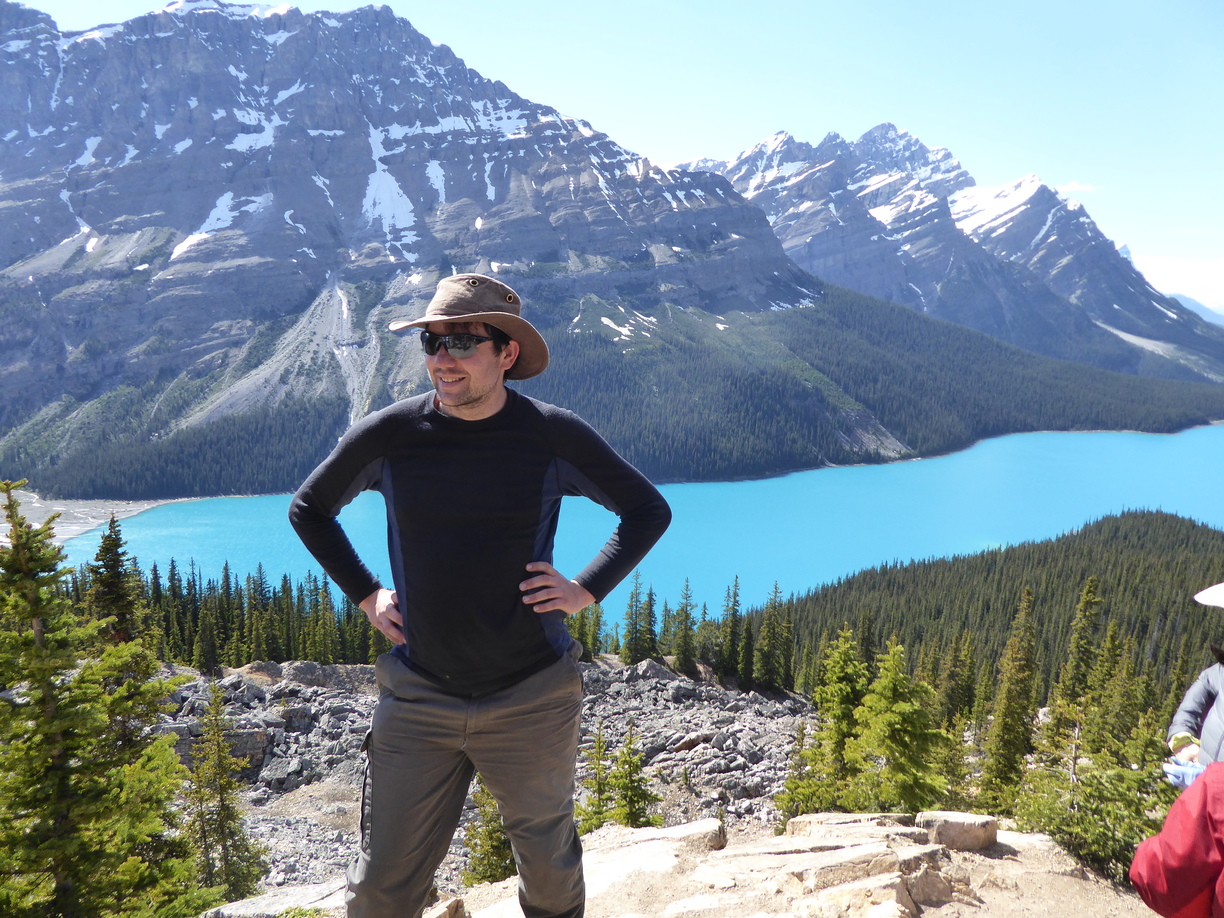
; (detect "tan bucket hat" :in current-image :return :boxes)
[389,273,549,379]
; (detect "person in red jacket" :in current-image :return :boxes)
[1132,582,1224,918]
[1131,761,1224,918]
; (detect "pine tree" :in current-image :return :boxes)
[843,639,948,812]
[716,577,741,681]
[610,722,662,828]
[856,608,877,677]
[774,721,822,825]
[183,683,268,900]
[313,579,340,664]
[970,662,996,742]
[566,606,593,662]
[657,598,675,655]
[1159,637,1192,729]
[811,627,869,780]
[978,588,1039,814]
[149,561,184,662]
[1044,576,1103,747]
[463,774,517,885]
[774,627,871,819]
[619,573,646,665]
[780,605,795,692]
[82,515,149,643]
[934,712,973,810]
[754,582,784,691]
[738,620,755,692]
[1080,620,1127,761]
[673,579,697,677]
[641,587,658,661]
[0,481,215,918]
[574,720,614,834]
[937,632,976,727]
[192,603,222,675]
[586,602,604,659]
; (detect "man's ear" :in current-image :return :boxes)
[500,338,521,373]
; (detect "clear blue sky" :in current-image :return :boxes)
[19,0,1224,309]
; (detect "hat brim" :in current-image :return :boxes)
[389,311,549,380]
[1196,582,1224,609]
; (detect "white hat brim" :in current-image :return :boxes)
[1195,582,1224,608]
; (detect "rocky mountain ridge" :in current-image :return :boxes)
[685,127,1224,381]
[4,1,1224,499]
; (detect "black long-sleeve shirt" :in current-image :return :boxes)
[289,389,671,696]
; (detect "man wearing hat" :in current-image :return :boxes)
[289,274,671,918]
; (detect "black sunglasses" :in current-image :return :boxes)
[419,331,495,358]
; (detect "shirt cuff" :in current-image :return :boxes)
[1170,731,1199,754]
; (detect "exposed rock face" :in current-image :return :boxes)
[687,127,1224,381]
[0,0,819,484]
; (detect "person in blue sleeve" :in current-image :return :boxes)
[289,274,672,918]
[1166,583,1224,789]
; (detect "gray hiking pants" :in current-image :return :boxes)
[347,647,585,918]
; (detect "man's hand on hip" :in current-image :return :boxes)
[360,588,405,645]
[520,562,596,615]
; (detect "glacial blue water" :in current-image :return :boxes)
[62,424,1224,617]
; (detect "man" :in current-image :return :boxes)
[288,273,671,918]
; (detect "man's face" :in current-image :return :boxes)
[424,321,520,421]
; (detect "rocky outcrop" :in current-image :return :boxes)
[205,812,1153,918]
[157,658,805,893]
[153,658,1169,918]
[162,659,1154,918]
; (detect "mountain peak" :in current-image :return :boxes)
[161,0,294,22]
[0,0,56,35]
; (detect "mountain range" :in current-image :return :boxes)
[2,0,1223,499]
[683,128,1224,380]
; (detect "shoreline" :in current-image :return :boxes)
[12,489,183,545]
[12,419,1224,543]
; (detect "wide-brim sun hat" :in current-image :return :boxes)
[1196,582,1224,609]
[389,273,549,380]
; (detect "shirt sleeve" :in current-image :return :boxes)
[547,409,672,603]
[287,413,388,606]
[1170,669,1219,744]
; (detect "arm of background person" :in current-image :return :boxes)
[1170,668,1219,751]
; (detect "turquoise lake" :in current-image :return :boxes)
[62,424,1224,618]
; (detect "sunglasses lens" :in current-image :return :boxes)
[446,336,479,357]
[420,332,482,358]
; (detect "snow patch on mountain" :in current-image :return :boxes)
[949,176,1045,238]
[362,125,419,256]
[171,191,271,259]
